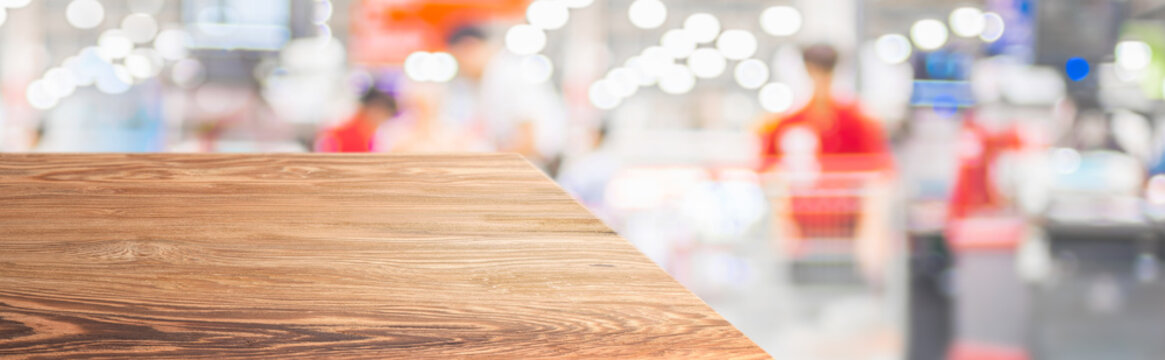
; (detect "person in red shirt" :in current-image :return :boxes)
[758,44,890,171]
[315,89,398,153]
[948,114,1027,221]
[758,44,894,283]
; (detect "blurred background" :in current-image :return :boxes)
[5,0,1165,358]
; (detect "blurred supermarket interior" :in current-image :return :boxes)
[5,0,1165,358]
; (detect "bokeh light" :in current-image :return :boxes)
[606,67,640,98]
[1065,57,1090,82]
[760,6,802,37]
[1115,40,1153,72]
[505,24,547,55]
[133,48,164,77]
[734,59,769,90]
[979,12,1005,42]
[628,0,667,29]
[427,52,459,82]
[42,68,77,98]
[875,34,913,64]
[661,29,697,59]
[949,7,985,38]
[624,56,656,86]
[684,13,721,44]
[404,52,430,82]
[687,48,727,79]
[26,80,58,110]
[121,13,159,44]
[125,54,154,79]
[316,24,333,41]
[62,56,84,83]
[640,45,676,79]
[313,0,334,24]
[520,54,554,83]
[278,37,343,70]
[66,0,105,29]
[589,79,621,109]
[154,29,191,61]
[98,30,134,59]
[780,126,819,155]
[759,82,794,113]
[911,19,948,51]
[658,64,696,94]
[527,0,570,30]
[716,30,758,60]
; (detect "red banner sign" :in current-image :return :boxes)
[350,0,528,65]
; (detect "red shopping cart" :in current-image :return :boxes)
[764,154,894,285]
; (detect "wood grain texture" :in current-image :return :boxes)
[0,153,768,359]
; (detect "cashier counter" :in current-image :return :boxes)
[909,196,1165,360]
[1028,196,1165,359]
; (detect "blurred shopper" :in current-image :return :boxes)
[315,89,398,153]
[758,44,894,284]
[948,111,1029,220]
[441,25,568,171]
[758,44,890,167]
[385,82,487,153]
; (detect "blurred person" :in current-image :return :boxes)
[757,43,894,284]
[758,44,890,166]
[946,111,1029,220]
[315,89,398,153]
[440,25,568,171]
[383,81,487,152]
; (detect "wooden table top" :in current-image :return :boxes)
[0,154,767,359]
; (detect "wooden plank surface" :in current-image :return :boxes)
[0,154,768,359]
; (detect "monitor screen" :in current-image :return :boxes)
[1035,0,1127,66]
